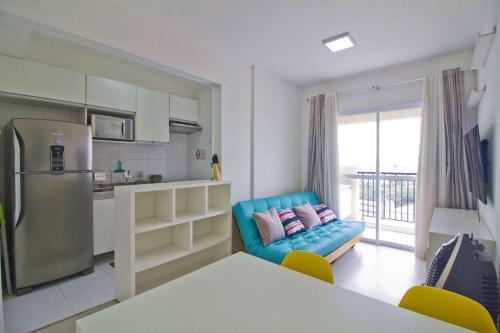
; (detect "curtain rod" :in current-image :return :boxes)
[306,68,475,102]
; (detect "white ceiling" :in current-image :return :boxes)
[105,1,496,85]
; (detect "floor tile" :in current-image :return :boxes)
[94,253,114,280]
[4,285,74,333]
[58,268,115,314]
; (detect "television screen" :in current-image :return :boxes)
[464,125,487,204]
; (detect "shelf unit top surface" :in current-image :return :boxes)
[115,179,231,194]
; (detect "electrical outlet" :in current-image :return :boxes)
[196,149,206,160]
[94,172,107,181]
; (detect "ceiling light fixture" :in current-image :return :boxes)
[323,32,356,53]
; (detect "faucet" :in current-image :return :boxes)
[124,170,133,183]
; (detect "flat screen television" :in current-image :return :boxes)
[464,125,488,204]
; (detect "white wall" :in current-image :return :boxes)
[253,67,302,197]
[300,49,474,188]
[477,6,500,256]
[0,2,302,203]
[188,86,214,180]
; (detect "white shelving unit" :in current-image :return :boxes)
[114,180,231,301]
[471,26,496,70]
[467,87,487,108]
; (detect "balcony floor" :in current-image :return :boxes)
[363,225,415,247]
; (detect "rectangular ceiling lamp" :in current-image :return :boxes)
[323,32,355,53]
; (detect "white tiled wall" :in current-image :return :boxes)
[93,133,189,183]
[188,85,213,180]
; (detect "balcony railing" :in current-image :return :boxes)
[358,171,417,223]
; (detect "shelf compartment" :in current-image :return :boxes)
[202,207,230,219]
[135,190,174,230]
[175,186,207,221]
[192,214,231,251]
[135,243,229,295]
[135,223,191,273]
[135,217,175,234]
[207,184,230,212]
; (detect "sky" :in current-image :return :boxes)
[338,108,421,174]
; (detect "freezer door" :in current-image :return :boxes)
[12,119,92,172]
[13,172,93,289]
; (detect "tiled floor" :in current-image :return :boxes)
[333,241,426,305]
[3,254,115,333]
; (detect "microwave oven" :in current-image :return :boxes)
[88,114,134,141]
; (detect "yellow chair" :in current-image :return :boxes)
[281,250,334,284]
[399,286,496,333]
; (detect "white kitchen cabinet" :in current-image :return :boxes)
[93,198,114,255]
[154,91,170,143]
[136,87,170,143]
[136,87,155,142]
[86,75,137,112]
[0,54,86,104]
[170,94,199,123]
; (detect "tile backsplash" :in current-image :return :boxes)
[93,133,189,183]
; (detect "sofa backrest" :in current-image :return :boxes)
[232,192,319,252]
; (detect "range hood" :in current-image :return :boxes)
[169,119,202,134]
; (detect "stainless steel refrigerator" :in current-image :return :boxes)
[4,119,93,294]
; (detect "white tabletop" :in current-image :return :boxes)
[431,207,493,241]
[76,252,470,333]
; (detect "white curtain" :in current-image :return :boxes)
[306,94,340,214]
[415,73,446,259]
[324,94,341,214]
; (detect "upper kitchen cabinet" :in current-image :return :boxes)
[0,54,85,104]
[86,75,137,112]
[154,91,170,143]
[170,94,200,123]
[137,87,170,143]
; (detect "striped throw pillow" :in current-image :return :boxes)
[312,204,338,225]
[278,208,306,237]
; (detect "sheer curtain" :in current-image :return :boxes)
[415,73,446,259]
[415,68,474,259]
[306,94,340,214]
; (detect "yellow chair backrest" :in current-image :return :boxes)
[281,250,334,284]
[399,286,496,333]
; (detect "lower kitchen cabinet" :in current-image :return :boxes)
[93,198,114,255]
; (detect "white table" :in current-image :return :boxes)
[427,207,496,268]
[77,252,470,333]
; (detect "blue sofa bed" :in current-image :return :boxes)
[233,192,365,264]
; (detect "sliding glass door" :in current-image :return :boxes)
[338,112,378,242]
[338,107,421,249]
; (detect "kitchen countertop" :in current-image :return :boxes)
[93,181,151,200]
[92,180,215,200]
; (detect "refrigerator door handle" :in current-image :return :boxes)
[14,174,25,229]
[13,129,24,228]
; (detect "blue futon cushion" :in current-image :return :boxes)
[233,192,365,264]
